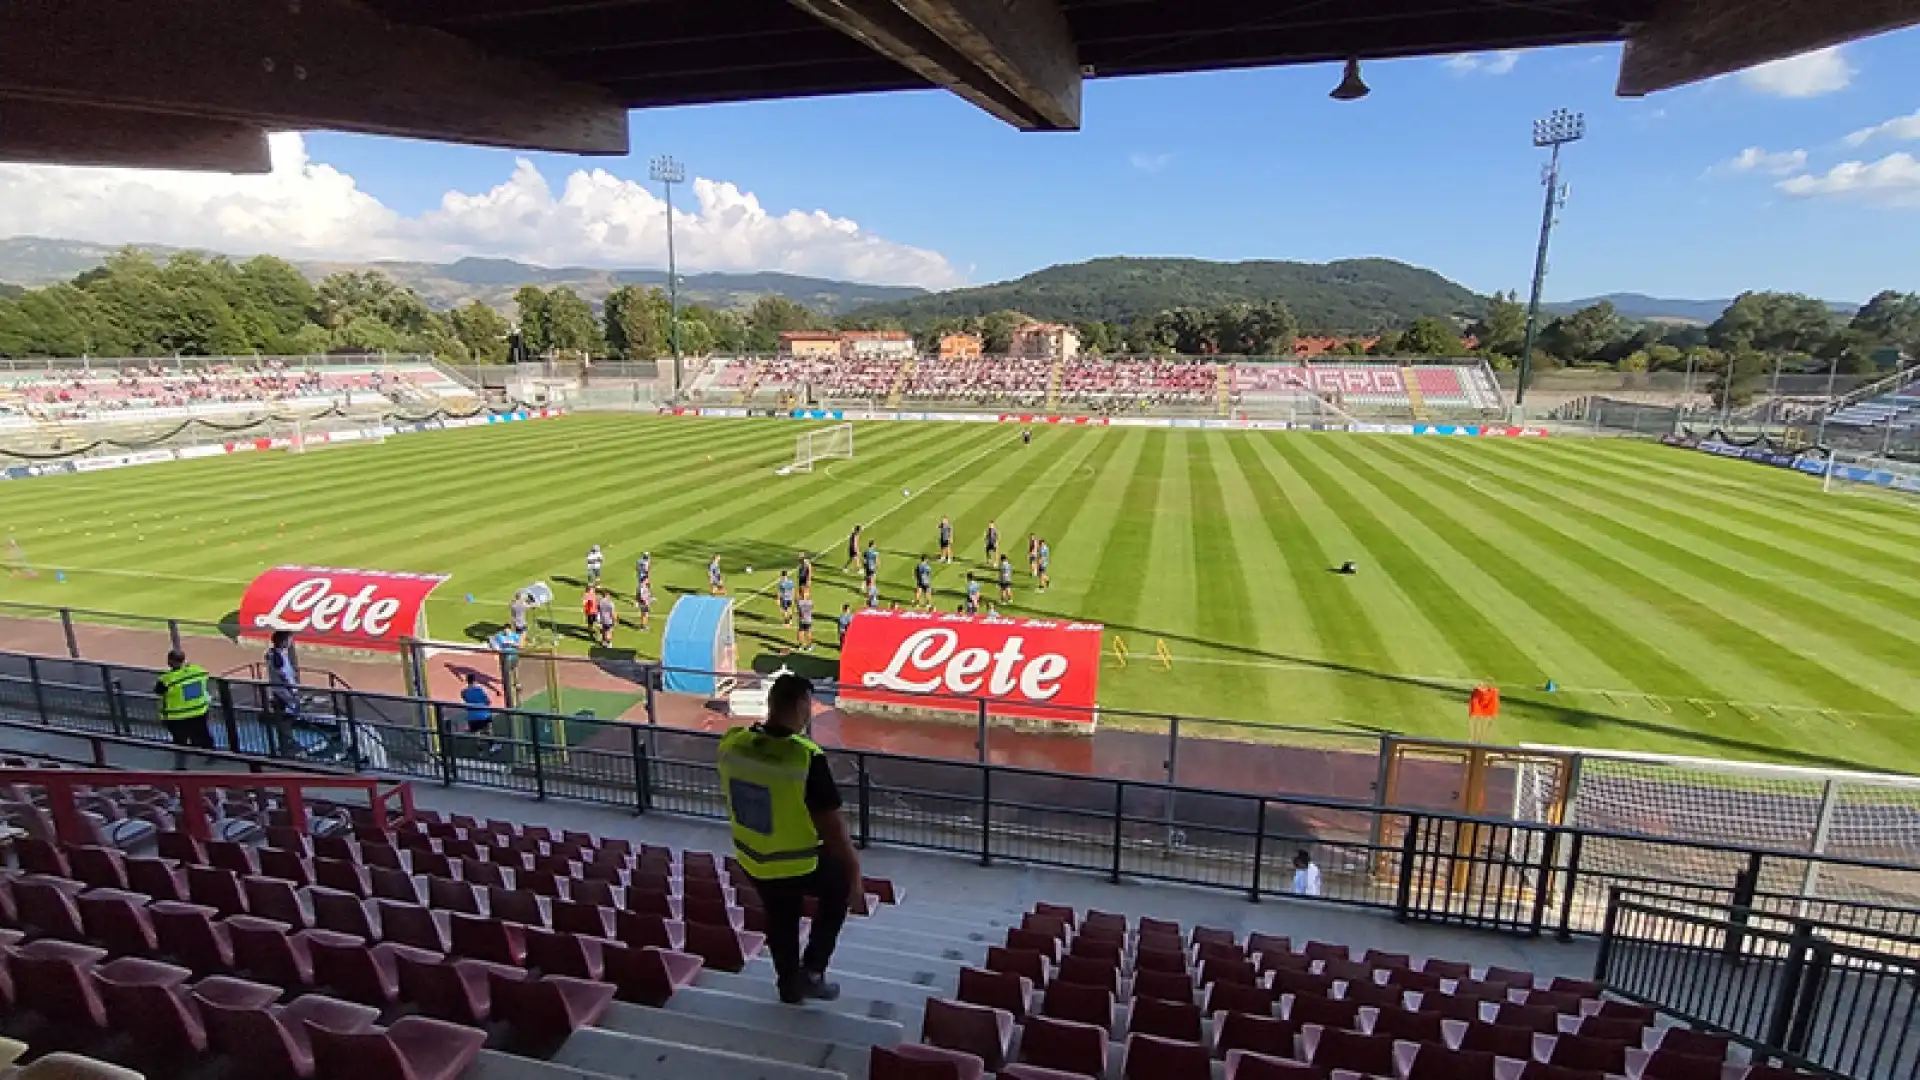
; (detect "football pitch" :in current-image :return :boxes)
[4,413,1918,772]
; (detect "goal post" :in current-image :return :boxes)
[1822,450,1920,502]
[777,422,854,476]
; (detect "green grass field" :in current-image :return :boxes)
[4,414,1918,771]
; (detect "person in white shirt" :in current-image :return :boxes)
[1291,849,1322,897]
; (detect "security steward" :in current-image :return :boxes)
[716,673,861,1004]
[154,649,215,759]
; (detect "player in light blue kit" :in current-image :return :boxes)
[965,573,982,615]
[777,570,797,625]
[914,556,933,609]
[998,555,1014,604]
[1036,539,1051,592]
[708,554,726,596]
[938,516,954,564]
[862,540,880,586]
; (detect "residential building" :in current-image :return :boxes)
[1009,322,1081,362]
[779,330,841,361]
[937,333,984,361]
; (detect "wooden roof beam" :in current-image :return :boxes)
[1619,0,1920,95]
[786,0,1081,129]
[0,0,628,156]
[0,99,273,172]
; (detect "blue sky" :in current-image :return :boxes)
[4,32,1919,302]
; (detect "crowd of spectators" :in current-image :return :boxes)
[902,358,1050,405]
[1059,358,1218,409]
[0,362,466,420]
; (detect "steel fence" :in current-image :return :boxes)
[2,650,1918,945]
[1598,889,1920,1080]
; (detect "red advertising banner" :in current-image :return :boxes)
[238,566,451,653]
[997,414,1110,426]
[838,610,1103,723]
[1478,426,1550,438]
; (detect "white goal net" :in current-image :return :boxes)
[777,422,853,475]
[1822,450,1920,504]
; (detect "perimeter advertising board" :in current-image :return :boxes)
[237,566,451,652]
[838,610,1103,723]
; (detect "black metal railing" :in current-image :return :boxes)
[2,653,1919,946]
[1598,888,1920,1080]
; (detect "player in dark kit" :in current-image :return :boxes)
[1027,533,1040,576]
[998,556,1014,604]
[796,554,814,599]
[843,525,862,570]
[984,520,999,562]
[1022,428,1032,445]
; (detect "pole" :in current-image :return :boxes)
[1679,352,1696,435]
[1767,355,1783,437]
[650,155,687,403]
[1816,360,1839,447]
[1515,141,1560,415]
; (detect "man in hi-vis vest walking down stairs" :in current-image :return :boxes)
[716,673,861,1004]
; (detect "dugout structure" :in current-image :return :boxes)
[661,596,738,697]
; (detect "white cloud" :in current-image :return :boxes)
[1709,146,1809,177]
[1736,47,1855,98]
[1777,152,1920,206]
[1844,108,1920,148]
[0,134,961,288]
[1128,152,1173,173]
[1443,51,1521,76]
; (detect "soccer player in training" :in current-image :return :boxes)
[794,593,815,652]
[965,573,982,615]
[938,516,954,564]
[709,554,726,596]
[862,539,880,587]
[837,604,854,646]
[865,577,881,610]
[636,551,651,589]
[635,576,653,631]
[914,555,933,608]
[581,589,600,640]
[595,590,618,647]
[1036,538,1051,592]
[984,520,999,563]
[777,570,797,626]
[843,525,862,570]
[1022,428,1033,446]
[796,554,814,600]
[1027,533,1040,577]
[586,544,604,588]
[998,555,1014,604]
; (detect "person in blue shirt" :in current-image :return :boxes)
[635,552,651,594]
[461,673,493,734]
[777,570,797,625]
[837,604,854,646]
[937,516,954,564]
[489,626,522,701]
[965,573,981,615]
[984,521,999,562]
[913,556,933,609]
[1036,539,1051,592]
[865,577,880,609]
[998,556,1014,604]
[709,554,726,596]
[861,540,880,586]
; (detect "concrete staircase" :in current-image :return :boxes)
[886,361,914,409]
[1401,366,1431,422]
[1046,358,1063,412]
[736,360,766,404]
[518,894,1013,1080]
[1216,365,1232,417]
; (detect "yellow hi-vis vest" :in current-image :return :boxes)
[716,726,824,880]
[157,664,212,721]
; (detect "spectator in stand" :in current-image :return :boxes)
[1292,849,1322,897]
[264,630,300,758]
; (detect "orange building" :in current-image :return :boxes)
[938,333,984,360]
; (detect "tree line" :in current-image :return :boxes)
[0,247,836,363]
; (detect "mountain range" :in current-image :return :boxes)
[0,236,1862,331]
[1546,292,1859,324]
[0,237,924,316]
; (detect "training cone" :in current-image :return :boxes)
[465,593,475,603]
[54,571,65,583]
[1544,679,1558,692]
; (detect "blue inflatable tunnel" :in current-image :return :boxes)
[661,596,737,695]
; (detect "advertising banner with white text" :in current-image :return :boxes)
[237,566,451,653]
[838,610,1102,723]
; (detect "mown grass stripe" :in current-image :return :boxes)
[1186,434,1273,721]
[1083,430,1164,636]
[1421,440,1920,642]
[1367,437,1910,719]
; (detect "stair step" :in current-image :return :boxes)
[464,1049,623,1080]
[597,1001,871,1077]
[663,984,904,1048]
[696,967,929,1029]
[551,1027,846,1080]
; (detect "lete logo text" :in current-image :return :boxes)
[839,610,1102,723]
[237,566,451,653]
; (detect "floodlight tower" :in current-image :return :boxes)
[1515,109,1584,413]
[650,154,687,400]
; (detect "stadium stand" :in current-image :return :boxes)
[1827,384,1920,432]
[0,748,1836,1080]
[706,355,1504,418]
[0,362,473,422]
